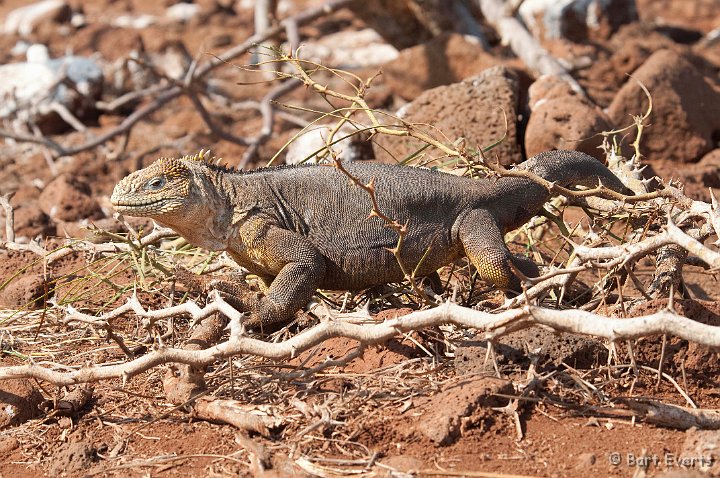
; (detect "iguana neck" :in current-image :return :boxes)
[157,170,239,250]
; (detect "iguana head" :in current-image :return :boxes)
[111,150,212,219]
[112,150,234,251]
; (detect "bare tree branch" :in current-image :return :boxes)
[3,296,720,387]
[476,0,585,95]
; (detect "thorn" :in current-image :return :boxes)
[710,189,718,209]
[666,212,676,227]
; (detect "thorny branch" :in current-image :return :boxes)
[330,158,435,305]
[502,220,720,309]
[262,51,474,165]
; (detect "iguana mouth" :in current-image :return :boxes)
[111,198,165,208]
[110,198,179,215]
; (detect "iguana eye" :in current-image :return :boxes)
[146,176,166,191]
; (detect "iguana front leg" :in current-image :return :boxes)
[223,222,326,331]
[175,219,326,331]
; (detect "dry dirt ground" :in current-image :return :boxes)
[0,0,719,477]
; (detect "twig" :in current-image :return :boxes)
[187,91,251,146]
[0,193,16,243]
[0,216,178,264]
[239,78,303,167]
[330,158,435,305]
[617,398,718,429]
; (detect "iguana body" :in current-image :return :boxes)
[111,150,629,326]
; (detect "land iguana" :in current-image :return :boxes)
[111,150,630,328]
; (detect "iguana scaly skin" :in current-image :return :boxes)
[111,150,630,327]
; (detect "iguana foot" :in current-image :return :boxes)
[173,265,264,326]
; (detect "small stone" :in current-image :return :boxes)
[608,49,720,163]
[48,440,97,476]
[454,340,494,375]
[698,149,720,188]
[383,33,498,101]
[0,275,49,309]
[0,379,44,429]
[525,75,612,160]
[375,66,523,166]
[38,175,103,222]
[412,377,513,445]
[574,452,596,469]
[58,416,73,429]
[151,40,192,81]
[0,436,20,454]
[585,417,600,427]
[679,428,720,474]
[12,205,55,240]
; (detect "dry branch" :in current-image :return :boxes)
[240,78,304,167]
[502,219,720,308]
[3,297,720,386]
[0,216,178,264]
[476,0,584,94]
[194,398,282,435]
[618,398,720,430]
[573,220,720,270]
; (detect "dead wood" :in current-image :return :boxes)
[618,398,720,430]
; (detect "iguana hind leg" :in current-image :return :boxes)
[458,210,539,293]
